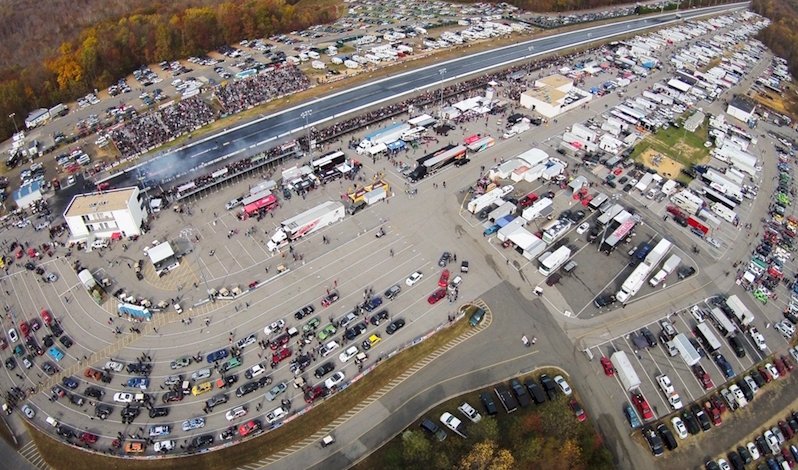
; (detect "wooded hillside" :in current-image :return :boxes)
[751,0,798,79]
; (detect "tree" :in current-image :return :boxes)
[401,430,432,465]
[516,436,543,464]
[457,440,514,470]
[469,417,500,443]
[46,43,83,90]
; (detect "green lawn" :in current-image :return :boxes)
[631,117,712,168]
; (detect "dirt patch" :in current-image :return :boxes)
[639,148,683,180]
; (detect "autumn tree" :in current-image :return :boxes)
[46,43,83,91]
[469,417,499,443]
[457,440,514,470]
[401,430,432,465]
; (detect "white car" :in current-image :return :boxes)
[765,430,781,454]
[405,271,423,286]
[554,375,572,396]
[440,412,462,432]
[729,384,747,408]
[576,223,589,235]
[21,404,35,419]
[320,341,340,357]
[324,371,345,389]
[776,321,795,338]
[236,334,257,350]
[746,441,761,461]
[66,175,76,186]
[457,402,482,423]
[706,237,722,249]
[765,362,780,380]
[749,327,767,351]
[744,375,759,395]
[154,440,175,452]
[671,417,688,439]
[790,347,798,364]
[338,346,359,363]
[7,329,18,343]
[265,406,287,424]
[245,364,266,380]
[182,418,205,431]
[225,405,248,421]
[263,319,286,336]
[148,425,170,437]
[113,392,134,403]
[105,361,124,372]
[717,459,731,470]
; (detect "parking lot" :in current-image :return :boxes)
[585,297,791,426]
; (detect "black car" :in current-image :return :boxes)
[692,404,711,431]
[454,158,470,167]
[59,336,74,348]
[622,183,633,192]
[162,390,183,403]
[568,211,586,223]
[509,379,530,407]
[294,305,315,320]
[205,394,228,411]
[85,387,104,399]
[539,374,557,400]
[755,435,769,457]
[69,394,85,407]
[256,376,273,388]
[283,188,291,200]
[386,319,405,335]
[369,310,389,326]
[594,293,616,308]
[5,357,15,370]
[657,423,678,450]
[219,374,239,388]
[737,445,753,465]
[640,328,657,348]
[49,322,64,337]
[682,409,701,435]
[121,406,140,424]
[678,266,696,279]
[728,450,745,470]
[480,392,498,415]
[127,363,152,375]
[315,362,335,379]
[345,322,367,340]
[235,381,259,398]
[438,252,451,267]
[95,403,113,420]
[56,426,75,439]
[42,334,54,347]
[643,426,664,456]
[149,407,169,418]
[192,435,214,448]
[559,209,572,220]
[42,361,57,375]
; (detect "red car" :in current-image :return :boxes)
[759,366,773,383]
[710,395,727,414]
[427,289,447,304]
[782,355,795,371]
[19,322,29,336]
[632,392,653,420]
[600,357,615,376]
[438,270,450,288]
[303,385,324,403]
[612,167,623,176]
[704,401,722,426]
[692,364,714,390]
[783,448,796,467]
[775,358,789,377]
[321,293,339,307]
[581,195,593,206]
[238,420,261,437]
[569,399,587,422]
[781,420,795,440]
[79,432,98,444]
[269,334,290,350]
[0,338,6,350]
[271,348,292,366]
[518,193,539,207]
[40,310,52,325]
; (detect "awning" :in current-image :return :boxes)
[111,232,123,240]
[147,242,175,265]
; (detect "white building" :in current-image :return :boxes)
[64,187,146,241]
[12,181,43,209]
[519,74,592,118]
[25,109,49,129]
[726,96,756,123]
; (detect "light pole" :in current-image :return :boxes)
[8,113,18,134]
[301,109,312,156]
[438,68,447,119]
[180,227,214,303]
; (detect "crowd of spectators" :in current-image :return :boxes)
[111,96,215,158]
[214,65,311,115]
[162,47,593,198]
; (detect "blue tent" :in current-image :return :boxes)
[118,303,151,320]
[497,215,516,227]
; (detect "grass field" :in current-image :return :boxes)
[352,367,614,470]
[29,319,472,470]
[631,115,711,171]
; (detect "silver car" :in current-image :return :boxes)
[265,382,287,401]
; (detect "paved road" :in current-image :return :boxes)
[109,3,747,188]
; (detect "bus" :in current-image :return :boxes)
[695,322,722,352]
[538,246,572,276]
[311,151,346,173]
[422,145,467,172]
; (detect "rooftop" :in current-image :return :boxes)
[729,95,755,114]
[65,187,137,217]
[537,74,572,89]
[522,86,566,105]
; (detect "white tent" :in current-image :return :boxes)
[147,242,175,266]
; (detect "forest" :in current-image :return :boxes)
[751,0,798,79]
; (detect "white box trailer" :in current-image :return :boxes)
[611,351,641,392]
[364,187,387,205]
[616,262,652,303]
[649,254,681,286]
[488,202,515,222]
[267,201,345,251]
[726,294,754,327]
[644,238,672,268]
[521,197,553,222]
[635,173,655,192]
[672,333,701,366]
[468,186,513,214]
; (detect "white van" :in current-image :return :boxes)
[77,154,91,166]
[92,239,109,249]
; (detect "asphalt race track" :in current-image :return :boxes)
[111,3,746,188]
